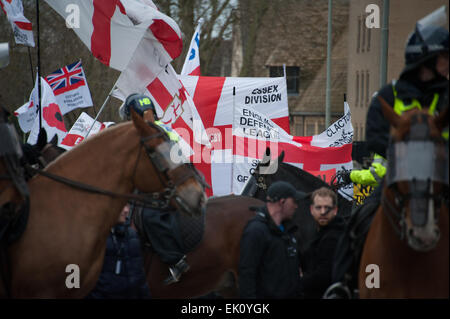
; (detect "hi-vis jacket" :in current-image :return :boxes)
[351,78,448,187]
[155,120,180,143]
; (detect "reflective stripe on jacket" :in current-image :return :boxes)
[155,120,180,142]
[392,82,439,115]
[353,81,446,187]
[393,82,448,140]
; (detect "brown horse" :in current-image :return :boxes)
[144,195,264,298]
[358,98,449,298]
[0,106,27,208]
[1,109,206,298]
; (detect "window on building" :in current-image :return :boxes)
[361,15,366,53]
[306,123,315,136]
[356,71,359,107]
[269,66,300,95]
[318,121,325,134]
[367,27,371,52]
[366,71,370,105]
[360,70,365,107]
[295,121,304,136]
[357,17,361,53]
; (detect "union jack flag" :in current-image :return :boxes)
[45,60,86,96]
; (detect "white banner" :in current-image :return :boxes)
[226,102,353,197]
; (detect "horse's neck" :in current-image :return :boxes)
[29,123,139,227]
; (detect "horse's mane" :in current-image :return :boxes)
[45,122,133,171]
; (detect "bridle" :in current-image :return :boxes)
[136,121,207,213]
[23,121,206,215]
[381,112,449,251]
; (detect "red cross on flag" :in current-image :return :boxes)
[44,0,182,71]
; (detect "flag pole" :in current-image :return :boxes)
[231,86,236,194]
[84,85,115,138]
[36,0,42,130]
[27,47,34,86]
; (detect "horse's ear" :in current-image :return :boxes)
[130,106,147,136]
[49,134,58,146]
[36,128,47,151]
[434,107,449,133]
[278,151,285,163]
[378,95,401,128]
[261,147,271,165]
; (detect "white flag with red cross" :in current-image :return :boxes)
[44,0,182,71]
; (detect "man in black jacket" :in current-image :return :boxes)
[238,181,307,299]
[298,187,345,299]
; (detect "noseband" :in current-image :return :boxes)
[382,113,449,250]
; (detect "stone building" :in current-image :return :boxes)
[231,0,448,139]
[232,0,350,136]
[347,0,448,141]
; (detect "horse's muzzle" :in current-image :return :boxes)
[175,191,206,217]
[407,226,441,252]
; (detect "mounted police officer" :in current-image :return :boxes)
[326,20,449,299]
[341,24,448,198]
[120,93,190,285]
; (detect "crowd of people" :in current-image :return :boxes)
[84,22,448,299]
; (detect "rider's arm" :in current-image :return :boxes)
[365,85,394,159]
[349,154,387,187]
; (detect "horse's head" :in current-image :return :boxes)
[130,108,206,217]
[380,96,449,252]
[243,148,284,198]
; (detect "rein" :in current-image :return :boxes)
[25,164,171,208]
[24,124,203,214]
[381,185,407,240]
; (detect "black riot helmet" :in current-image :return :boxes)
[403,24,449,74]
[120,93,158,120]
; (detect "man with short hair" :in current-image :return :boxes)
[238,181,307,299]
[298,187,345,299]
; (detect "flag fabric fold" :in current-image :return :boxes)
[26,79,68,145]
[44,0,182,71]
[0,0,35,47]
[14,73,39,133]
